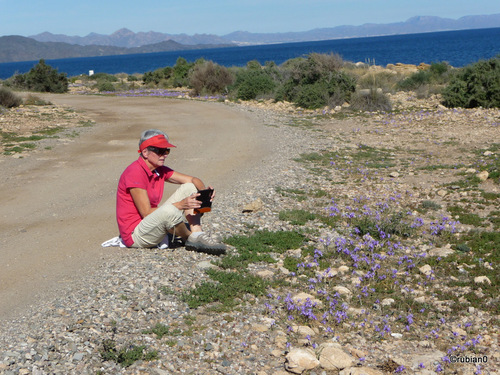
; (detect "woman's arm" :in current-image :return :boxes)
[130,188,156,218]
[167,171,216,209]
[167,171,206,190]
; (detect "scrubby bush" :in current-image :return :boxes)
[442,56,500,108]
[24,94,51,106]
[397,62,451,91]
[189,60,234,96]
[11,59,69,93]
[397,70,431,91]
[142,58,194,88]
[171,57,194,87]
[91,73,119,83]
[276,53,356,109]
[89,73,120,92]
[143,66,173,86]
[355,70,401,93]
[0,87,23,108]
[350,89,392,112]
[97,82,116,92]
[230,60,278,100]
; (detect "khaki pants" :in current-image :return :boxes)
[131,183,197,248]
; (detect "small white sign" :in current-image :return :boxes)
[89,70,94,76]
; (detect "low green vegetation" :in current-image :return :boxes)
[4,59,68,93]
[181,230,305,310]
[100,339,158,368]
[0,126,65,155]
[442,56,500,108]
[142,57,193,88]
[0,87,23,108]
[397,61,452,91]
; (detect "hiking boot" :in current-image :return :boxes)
[185,233,227,255]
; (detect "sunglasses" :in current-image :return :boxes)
[148,147,170,156]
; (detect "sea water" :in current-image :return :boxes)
[1,27,499,79]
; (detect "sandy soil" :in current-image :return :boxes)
[0,95,271,321]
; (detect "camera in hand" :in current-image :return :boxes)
[195,188,213,214]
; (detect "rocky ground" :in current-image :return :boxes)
[0,91,498,375]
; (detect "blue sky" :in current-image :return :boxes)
[1,0,499,37]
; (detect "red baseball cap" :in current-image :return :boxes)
[139,134,176,152]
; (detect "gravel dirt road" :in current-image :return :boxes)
[0,95,270,321]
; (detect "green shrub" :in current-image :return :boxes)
[294,82,327,108]
[143,66,173,85]
[100,340,157,367]
[14,59,68,93]
[442,56,500,108]
[397,70,432,91]
[350,89,392,112]
[171,57,194,87]
[420,200,442,211]
[397,62,451,91]
[231,61,277,100]
[91,73,118,82]
[141,58,194,88]
[429,61,450,77]
[189,60,234,96]
[0,87,22,108]
[276,54,355,109]
[279,209,316,225]
[181,269,267,309]
[97,82,115,92]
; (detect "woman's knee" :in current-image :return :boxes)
[159,204,184,226]
[180,182,197,196]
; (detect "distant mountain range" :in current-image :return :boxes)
[223,14,500,44]
[29,28,233,48]
[0,36,235,63]
[0,14,499,63]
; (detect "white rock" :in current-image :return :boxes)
[252,324,269,333]
[338,266,349,273]
[419,264,433,276]
[242,198,264,212]
[256,270,275,279]
[477,171,489,181]
[381,298,395,306]
[474,276,491,285]
[291,325,317,337]
[318,343,354,370]
[287,248,302,258]
[285,348,320,374]
[333,286,352,296]
[429,245,454,257]
[437,189,447,197]
[278,266,291,275]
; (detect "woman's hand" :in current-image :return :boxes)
[174,193,202,211]
[208,186,216,202]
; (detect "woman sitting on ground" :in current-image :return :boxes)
[116,129,226,254]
